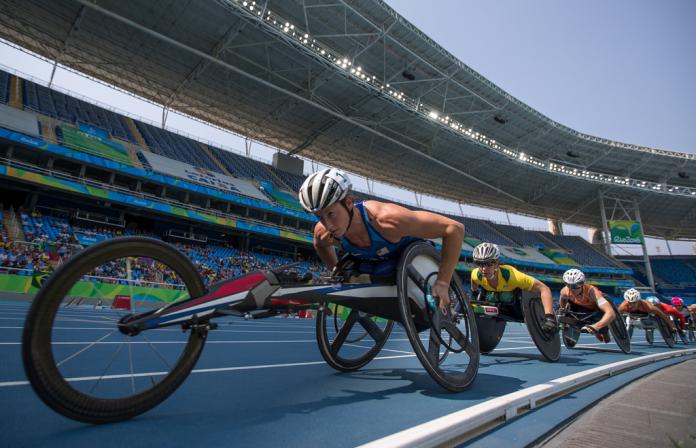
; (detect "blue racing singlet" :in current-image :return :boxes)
[339,202,419,265]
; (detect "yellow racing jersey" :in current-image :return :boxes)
[471,264,536,303]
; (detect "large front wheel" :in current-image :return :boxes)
[397,242,479,392]
[22,237,207,424]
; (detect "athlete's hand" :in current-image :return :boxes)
[432,280,451,314]
[316,229,336,247]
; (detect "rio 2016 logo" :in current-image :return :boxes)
[609,221,643,244]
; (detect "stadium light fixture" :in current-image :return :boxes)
[229,0,696,199]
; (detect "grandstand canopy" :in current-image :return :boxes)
[1,0,695,239]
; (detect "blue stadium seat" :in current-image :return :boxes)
[458,217,516,246]
[134,122,222,173]
[543,234,617,267]
[14,74,138,144]
[489,223,549,247]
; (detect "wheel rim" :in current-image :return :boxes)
[397,242,479,391]
[316,303,393,371]
[23,238,206,413]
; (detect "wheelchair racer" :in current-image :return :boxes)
[670,297,691,327]
[619,289,676,332]
[645,296,687,335]
[469,242,557,331]
[299,168,464,312]
[558,269,615,343]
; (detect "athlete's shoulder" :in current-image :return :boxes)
[471,268,482,282]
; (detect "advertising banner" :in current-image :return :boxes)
[59,125,131,166]
[141,151,268,201]
[608,220,644,244]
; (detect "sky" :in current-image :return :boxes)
[1,0,695,255]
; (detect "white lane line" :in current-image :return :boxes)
[0,326,318,334]
[0,340,318,345]
[345,344,415,355]
[0,354,418,388]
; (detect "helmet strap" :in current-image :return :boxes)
[341,199,355,233]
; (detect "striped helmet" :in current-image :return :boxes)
[563,269,585,286]
[472,243,500,263]
[624,288,641,303]
[298,168,352,213]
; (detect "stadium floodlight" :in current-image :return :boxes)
[228,0,696,198]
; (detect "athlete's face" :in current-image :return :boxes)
[316,199,352,238]
[477,260,499,280]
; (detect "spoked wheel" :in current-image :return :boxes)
[673,318,689,345]
[476,317,506,353]
[397,241,479,392]
[608,302,631,354]
[689,324,695,343]
[22,237,207,424]
[521,296,560,362]
[656,317,676,348]
[316,303,394,371]
[645,328,654,345]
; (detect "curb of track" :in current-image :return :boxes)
[357,348,696,448]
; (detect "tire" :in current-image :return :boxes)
[22,237,207,424]
[316,304,393,371]
[656,316,676,348]
[646,328,654,345]
[608,301,631,354]
[397,241,479,392]
[522,296,561,362]
[562,324,578,349]
[476,317,506,353]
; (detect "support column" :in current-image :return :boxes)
[588,227,603,245]
[598,190,612,255]
[547,218,563,236]
[633,198,655,291]
[665,238,673,256]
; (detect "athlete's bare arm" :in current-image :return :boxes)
[530,279,554,315]
[365,201,464,285]
[589,288,614,330]
[558,288,569,309]
[647,303,676,332]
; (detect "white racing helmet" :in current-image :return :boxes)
[472,243,500,263]
[624,288,641,303]
[563,269,585,286]
[298,168,352,213]
[646,296,660,305]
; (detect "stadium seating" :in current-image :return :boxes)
[650,259,696,285]
[543,234,617,267]
[489,223,550,247]
[20,78,137,143]
[19,211,74,244]
[210,147,282,184]
[3,68,631,271]
[0,71,9,104]
[134,122,222,173]
[457,217,515,246]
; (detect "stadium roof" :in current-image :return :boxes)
[1,0,695,239]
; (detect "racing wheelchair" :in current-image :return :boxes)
[22,237,480,423]
[624,312,676,348]
[669,314,690,345]
[556,301,631,353]
[470,288,561,361]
